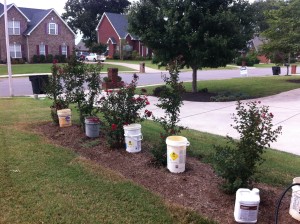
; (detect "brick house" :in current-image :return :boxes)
[95,12,150,59]
[247,35,270,63]
[0,3,75,63]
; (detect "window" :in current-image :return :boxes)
[48,23,57,35]
[8,20,20,35]
[61,45,67,56]
[10,43,22,58]
[39,43,46,55]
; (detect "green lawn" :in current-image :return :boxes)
[0,98,214,224]
[0,63,135,76]
[141,76,300,99]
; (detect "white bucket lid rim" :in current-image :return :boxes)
[123,123,141,130]
[166,136,189,147]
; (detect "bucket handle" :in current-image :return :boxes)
[186,141,190,147]
[125,134,143,140]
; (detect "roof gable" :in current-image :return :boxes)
[96,12,131,39]
[0,3,30,21]
[0,3,75,37]
[21,8,75,36]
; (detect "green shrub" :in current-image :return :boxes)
[46,54,53,63]
[151,60,185,165]
[98,74,150,148]
[213,101,282,193]
[152,86,169,97]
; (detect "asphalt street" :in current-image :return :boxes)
[0,66,282,97]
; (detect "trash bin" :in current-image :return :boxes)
[38,75,49,94]
[272,66,281,75]
[29,75,49,94]
[139,62,145,73]
[291,64,297,74]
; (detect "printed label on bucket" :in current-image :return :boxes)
[291,194,300,213]
[170,152,179,161]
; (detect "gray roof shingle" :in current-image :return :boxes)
[105,12,128,38]
[20,7,51,35]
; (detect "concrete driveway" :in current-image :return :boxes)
[146,88,300,156]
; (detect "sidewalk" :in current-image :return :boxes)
[104,62,161,73]
[145,89,300,156]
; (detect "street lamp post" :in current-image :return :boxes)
[4,0,14,97]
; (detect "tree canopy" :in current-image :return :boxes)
[261,0,300,64]
[63,0,130,47]
[128,0,254,92]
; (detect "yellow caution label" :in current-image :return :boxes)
[170,152,179,161]
[128,141,133,146]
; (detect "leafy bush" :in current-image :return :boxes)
[98,74,150,148]
[213,101,282,193]
[236,52,260,66]
[46,54,53,63]
[45,60,69,125]
[151,61,185,165]
[62,56,103,128]
[11,58,25,64]
[152,86,169,97]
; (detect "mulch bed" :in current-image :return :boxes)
[34,122,295,224]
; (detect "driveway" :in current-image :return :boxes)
[145,88,300,156]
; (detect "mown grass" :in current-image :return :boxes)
[0,63,134,76]
[141,120,300,187]
[141,76,300,99]
[0,98,215,224]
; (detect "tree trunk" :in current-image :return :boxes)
[192,67,198,93]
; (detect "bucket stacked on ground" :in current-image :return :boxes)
[166,136,190,173]
[85,117,100,138]
[57,109,72,128]
[123,124,143,153]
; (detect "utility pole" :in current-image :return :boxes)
[4,0,14,97]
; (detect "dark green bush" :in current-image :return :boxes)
[213,101,282,193]
[152,86,169,97]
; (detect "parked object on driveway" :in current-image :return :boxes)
[85,53,106,62]
[77,52,89,61]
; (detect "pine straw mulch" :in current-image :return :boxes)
[33,122,295,224]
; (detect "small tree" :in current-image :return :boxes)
[128,0,254,92]
[45,60,69,125]
[151,59,185,165]
[62,56,102,128]
[213,101,282,193]
[261,0,300,66]
[98,74,150,148]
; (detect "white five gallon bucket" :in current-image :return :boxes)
[166,136,190,173]
[57,109,72,128]
[123,123,142,153]
[234,188,260,223]
[289,177,300,221]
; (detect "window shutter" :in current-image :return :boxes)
[45,23,47,34]
[36,45,39,55]
[59,45,62,55]
[67,46,70,57]
[45,45,48,56]
[58,24,61,35]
